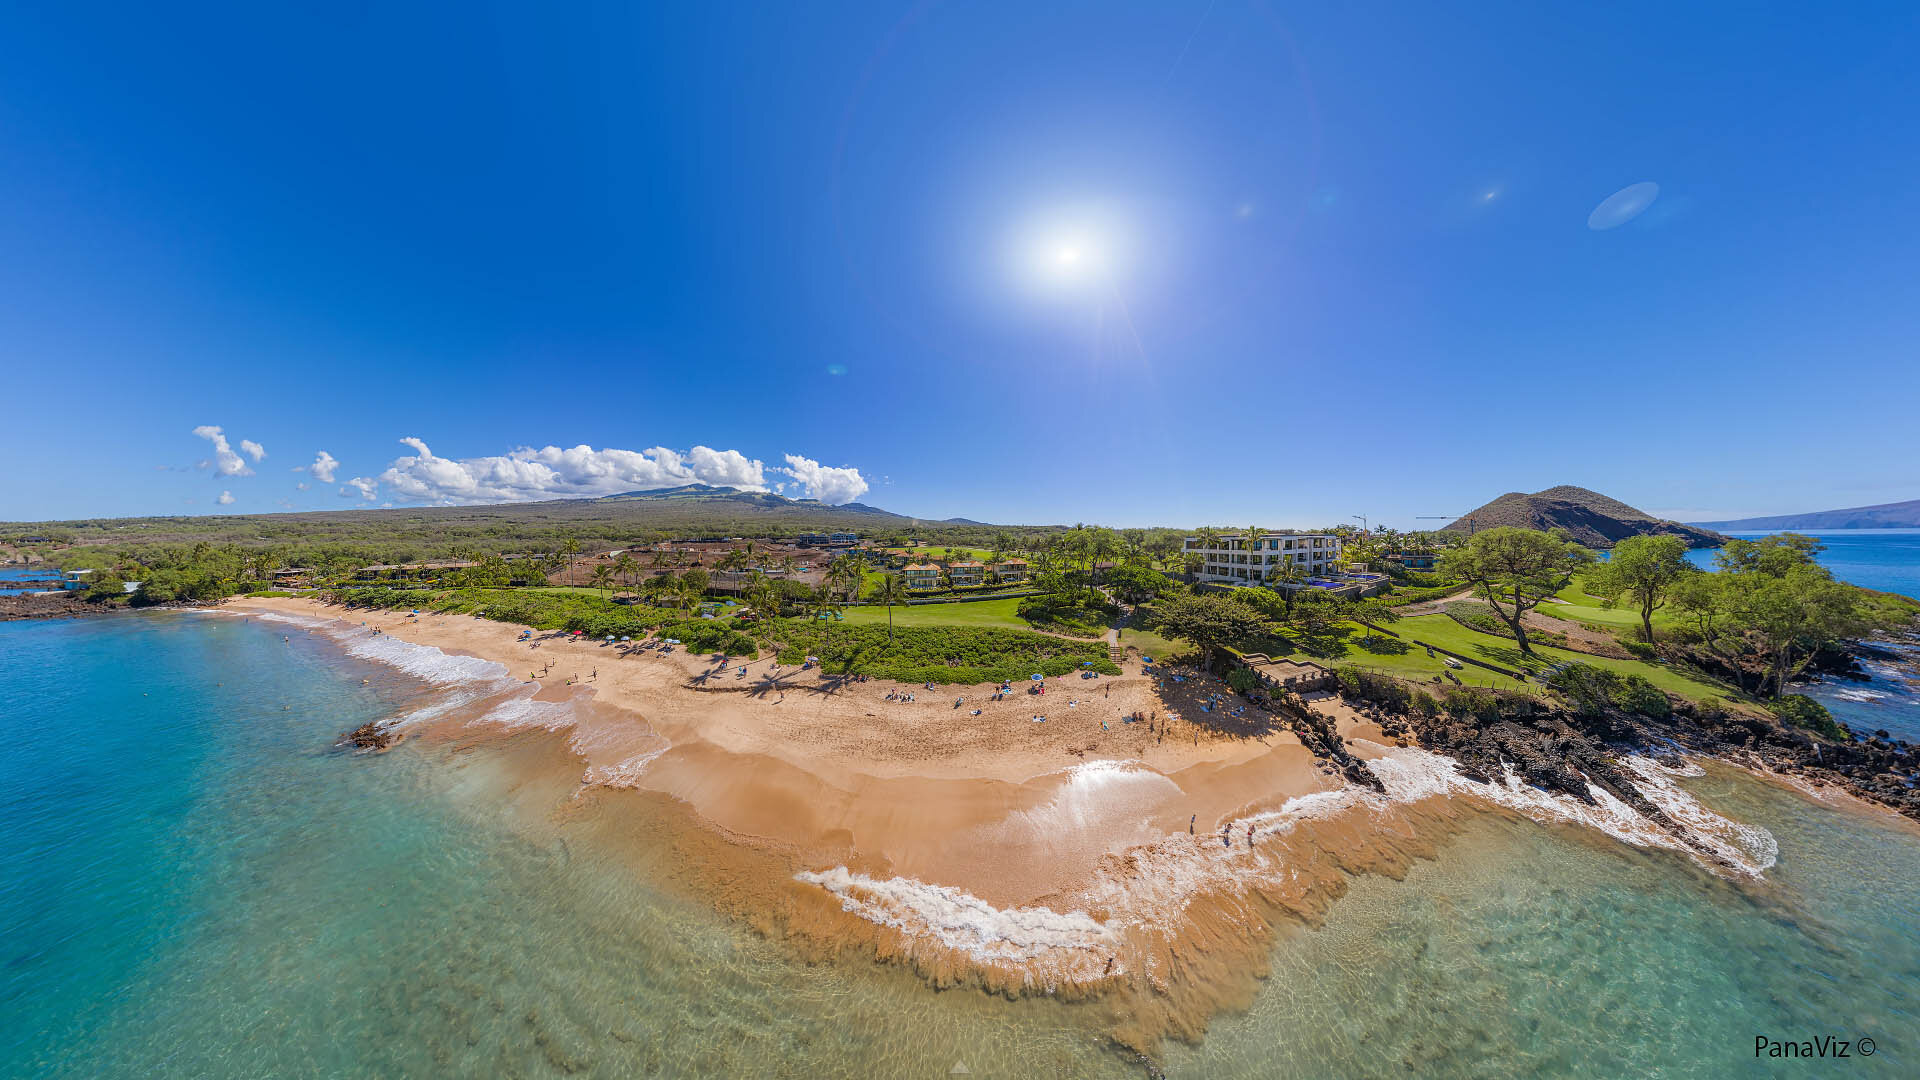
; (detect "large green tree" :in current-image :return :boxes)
[1437,527,1591,654]
[1151,592,1271,666]
[1587,534,1696,642]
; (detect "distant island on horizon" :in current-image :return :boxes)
[1691,497,1920,532]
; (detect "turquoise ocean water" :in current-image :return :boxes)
[3,610,1918,1078]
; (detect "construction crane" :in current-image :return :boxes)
[1416,514,1474,534]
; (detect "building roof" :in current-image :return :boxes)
[903,563,940,572]
[994,558,1028,565]
[949,561,984,568]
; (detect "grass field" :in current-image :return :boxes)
[1270,613,1728,701]
[1115,624,1194,660]
[1539,575,1678,632]
[1389,614,1723,699]
[838,596,1035,630]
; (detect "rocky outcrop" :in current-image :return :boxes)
[1349,687,1919,824]
[0,593,106,621]
[1277,700,1385,792]
[339,721,399,751]
[1443,485,1723,549]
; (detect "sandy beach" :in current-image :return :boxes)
[214,596,1686,1050]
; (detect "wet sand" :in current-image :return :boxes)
[220,596,1748,1055]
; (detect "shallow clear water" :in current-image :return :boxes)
[3,612,1917,1078]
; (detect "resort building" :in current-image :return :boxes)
[947,561,985,587]
[1388,552,1438,570]
[1182,532,1342,585]
[992,559,1029,582]
[902,563,942,591]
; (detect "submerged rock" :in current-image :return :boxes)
[340,721,399,751]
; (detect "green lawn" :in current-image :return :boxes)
[1265,613,1727,701]
[1539,575,1678,632]
[1387,614,1724,700]
[838,596,1034,630]
[1116,624,1194,660]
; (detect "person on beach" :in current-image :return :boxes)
[1189,814,1195,835]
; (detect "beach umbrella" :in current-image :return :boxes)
[605,635,615,642]
[621,636,631,642]
[1080,661,1092,667]
[1030,673,1043,681]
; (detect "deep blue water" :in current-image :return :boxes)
[4,611,1919,1078]
[1686,529,1920,600]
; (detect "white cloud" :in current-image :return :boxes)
[216,490,236,505]
[192,425,255,477]
[295,450,339,483]
[295,482,310,491]
[240,439,267,463]
[341,477,378,501]
[373,438,775,504]
[777,455,870,505]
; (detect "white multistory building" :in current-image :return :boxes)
[1182,532,1343,585]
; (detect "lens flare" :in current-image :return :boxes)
[1588,181,1660,230]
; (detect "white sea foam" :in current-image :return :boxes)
[1833,688,1889,703]
[338,628,513,687]
[466,691,577,733]
[1370,748,1776,876]
[581,741,673,787]
[801,745,1782,983]
[249,611,336,630]
[793,866,1115,977]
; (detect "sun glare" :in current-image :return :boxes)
[1012,209,1129,297]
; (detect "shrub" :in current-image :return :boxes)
[767,620,1116,684]
[1615,674,1672,719]
[1333,665,1414,711]
[1545,661,1672,719]
[1441,686,1502,722]
[1770,695,1847,740]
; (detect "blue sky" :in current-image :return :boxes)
[3,2,1917,528]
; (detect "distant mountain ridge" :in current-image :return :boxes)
[595,484,976,524]
[1692,498,1920,531]
[1443,485,1723,549]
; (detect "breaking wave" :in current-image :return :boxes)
[794,866,1116,975]
[796,747,1779,986]
[1369,748,1776,876]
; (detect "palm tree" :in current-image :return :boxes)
[1265,559,1306,612]
[674,573,705,613]
[870,572,909,643]
[811,584,845,652]
[1183,551,1205,587]
[560,536,582,586]
[828,557,864,603]
[589,564,615,597]
[613,552,637,596]
[746,573,780,623]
